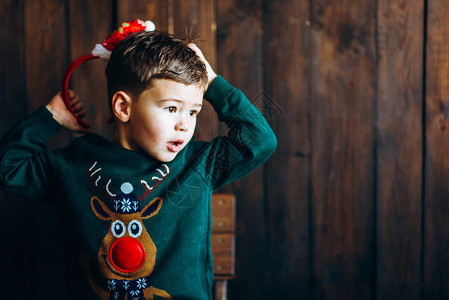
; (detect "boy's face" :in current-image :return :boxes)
[121,79,204,162]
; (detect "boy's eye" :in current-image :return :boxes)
[190,110,198,116]
[166,106,177,113]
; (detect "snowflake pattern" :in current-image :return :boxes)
[121,199,132,213]
[136,278,147,289]
[104,277,154,299]
[107,279,116,291]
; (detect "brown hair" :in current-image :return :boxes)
[105,30,208,109]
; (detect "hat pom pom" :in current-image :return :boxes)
[91,44,111,61]
[144,20,156,32]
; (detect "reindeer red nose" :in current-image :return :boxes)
[109,237,146,273]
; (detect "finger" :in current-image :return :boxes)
[68,91,83,107]
[68,89,77,99]
[71,100,84,113]
[188,43,202,56]
[69,94,81,105]
[75,109,86,119]
[71,104,84,116]
[68,94,86,113]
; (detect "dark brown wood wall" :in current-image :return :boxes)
[1,0,448,299]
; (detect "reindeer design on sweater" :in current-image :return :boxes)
[80,161,171,300]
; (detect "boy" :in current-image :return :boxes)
[0,30,276,299]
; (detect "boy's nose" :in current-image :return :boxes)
[175,120,188,132]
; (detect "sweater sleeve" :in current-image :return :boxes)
[201,76,277,190]
[0,106,62,199]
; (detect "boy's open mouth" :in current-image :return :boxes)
[167,140,184,152]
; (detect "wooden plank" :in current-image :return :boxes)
[424,1,449,298]
[262,0,311,298]
[117,0,169,32]
[0,0,26,134]
[173,0,197,38]
[68,0,113,139]
[376,1,424,299]
[0,4,30,298]
[23,0,69,298]
[310,0,375,298]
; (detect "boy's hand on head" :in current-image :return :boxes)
[46,90,88,133]
[188,43,217,86]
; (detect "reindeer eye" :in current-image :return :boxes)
[111,220,126,238]
[128,220,143,238]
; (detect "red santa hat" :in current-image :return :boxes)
[61,19,156,129]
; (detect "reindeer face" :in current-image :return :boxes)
[91,195,163,280]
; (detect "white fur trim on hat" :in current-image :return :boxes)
[91,44,112,61]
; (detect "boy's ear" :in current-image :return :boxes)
[112,91,132,122]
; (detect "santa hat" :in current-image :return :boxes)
[61,19,156,129]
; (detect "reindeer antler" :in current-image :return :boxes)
[87,162,170,202]
[138,164,170,201]
[87,161,115,200]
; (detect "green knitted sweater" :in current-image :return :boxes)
[0,76,276,299]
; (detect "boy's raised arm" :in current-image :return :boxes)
[189,44,277,190]
[0,91,85,199]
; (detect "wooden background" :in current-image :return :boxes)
[1,0,449,299]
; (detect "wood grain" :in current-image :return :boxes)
[310,0,375,298]
[263,0,311,298]
[117,0,170,32]
[424,0,449,298]
[0,0,26,134]
[377,1,424,298]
